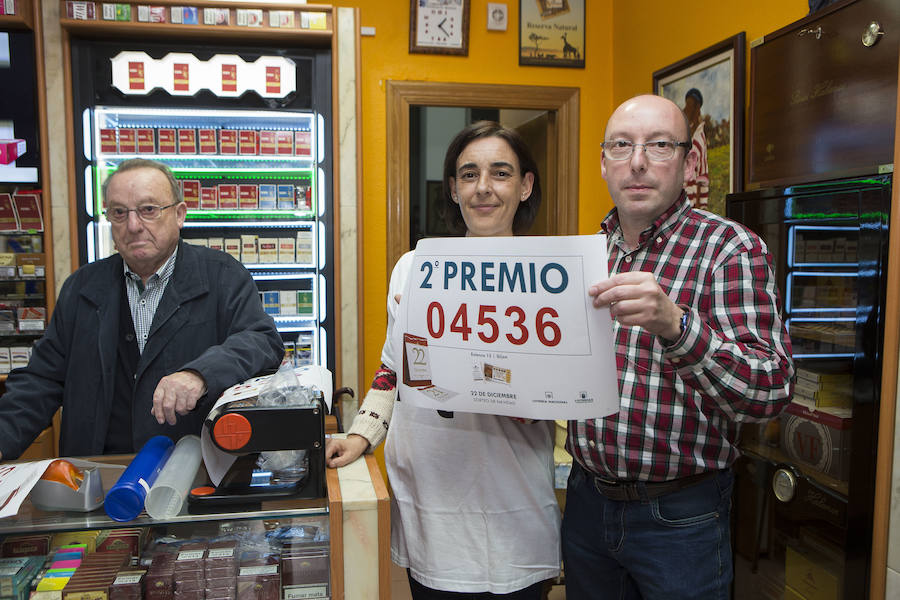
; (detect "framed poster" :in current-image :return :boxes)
[653,33,745,215]
[410,0,470,56]
[519,0,584,68]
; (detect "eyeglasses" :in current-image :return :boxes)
[105,202,180,224]
[601,140,692,161]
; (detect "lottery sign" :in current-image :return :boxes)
[394,235,620,419]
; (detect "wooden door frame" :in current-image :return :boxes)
[385,81,580,270]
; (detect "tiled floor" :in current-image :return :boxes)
[390,562,566,599]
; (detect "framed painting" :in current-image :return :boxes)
[653,33,745,215]
[519,0,584,68]
[410,0,470,56]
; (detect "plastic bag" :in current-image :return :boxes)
[257,361,315,407]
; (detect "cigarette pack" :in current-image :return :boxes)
[296,230,313,264]
[0,194,20,231]
[236,8,263,27]
[98,130,117,154]
[257,238,277,264]
[177,129,197,154]
[240,235,258,263]
[276,185,294,209]
[0,347,10,374]
[181,180,200,209]
[9,346,28,369]
[238,185,258,210]
[101,3,130,21]
[17,307,46,332]
[293,130,312,157]
[780,401,852,481]
[278,238,295,263]
[224,239,241,261]
[296,335,313,366]
[238,131,257,155]
[262,291,279,316]
[108,571,145,600]
[198,129,217,154]
[275,131,293,155]
[258,131,276,155]
[96,529,145,564]
[208,238,224,252]
[219,130,237,155]
[200,187,218,210]
[294,185,311,212]
[270,10,295,29]
[172,62,190,93]
[258,185,277,210]
[66,2,97,21]
[297,291,314,316]
[136,129,156,153]
[203,7,229,25]
[13,192,44,232]
[16,252,46,277]
[0,310,15,333]
[278,290,297,316]
[0,0,15,17]
[184,239,207,248]
[157,129,176,154]
[217,185,238,210]
[221,64,237,92]
[301,11,327,31]
[116,129,136,154]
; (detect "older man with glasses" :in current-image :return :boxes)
[562,95,794,599]
[0,158,283,460]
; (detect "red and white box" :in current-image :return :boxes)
[66,1,96,20]
[238,130,257,155]
[258,131,277,155]
[13,192,43,232]
[238,185,258,210]
[181,180,200,209]
[275,131,293,155]
[200,187,218,210]
[217,184,238,209]
[157,128,177,153]
[219,130,237,155]
[0,194,20,231]
[0,139,26,164]
[177,129,197,154]
[294,130,312,157]
[198,129,217,154]
[117,128,136,154]
[98,130,117,154]
[136,128,156,153]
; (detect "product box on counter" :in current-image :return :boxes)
[0,195,20,231]
[16,252,45,277]
[13,193,44,232]
[779,400,852,481]
[0,555,43,600]
[0,533,51,558]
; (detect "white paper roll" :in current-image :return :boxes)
[145,435,201,519]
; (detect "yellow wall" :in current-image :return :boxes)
[332,0,809,400]
[328,0,614,389]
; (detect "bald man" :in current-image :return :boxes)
[562,95,794,599]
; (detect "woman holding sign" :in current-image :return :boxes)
[325,122,560,599]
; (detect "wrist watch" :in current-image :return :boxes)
[679,309,689,335]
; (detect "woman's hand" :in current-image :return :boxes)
[325,434,370,468]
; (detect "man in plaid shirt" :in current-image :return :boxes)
[562,95,794,599]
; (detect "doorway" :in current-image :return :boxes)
[385,80,580,271]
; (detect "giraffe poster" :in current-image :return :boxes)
[519,0,584,68]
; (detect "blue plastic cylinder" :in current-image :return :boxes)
[104,435,175,522]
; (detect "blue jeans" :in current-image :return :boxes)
[561,462,734,600]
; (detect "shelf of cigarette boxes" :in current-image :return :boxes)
[741,398,852,498]
[0,449,389,600]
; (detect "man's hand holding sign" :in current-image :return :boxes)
[393,235,620,420]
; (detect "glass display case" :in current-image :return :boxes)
[727,175,891,599]
[0,451,389,600]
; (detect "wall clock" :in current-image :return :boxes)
[409,0,470,56]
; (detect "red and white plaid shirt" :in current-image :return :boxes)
[567,195,794,481]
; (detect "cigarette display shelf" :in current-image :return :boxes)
[88,106,328,368]
[0,451,390,599]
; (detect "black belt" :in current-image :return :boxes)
[585,466,718,501]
